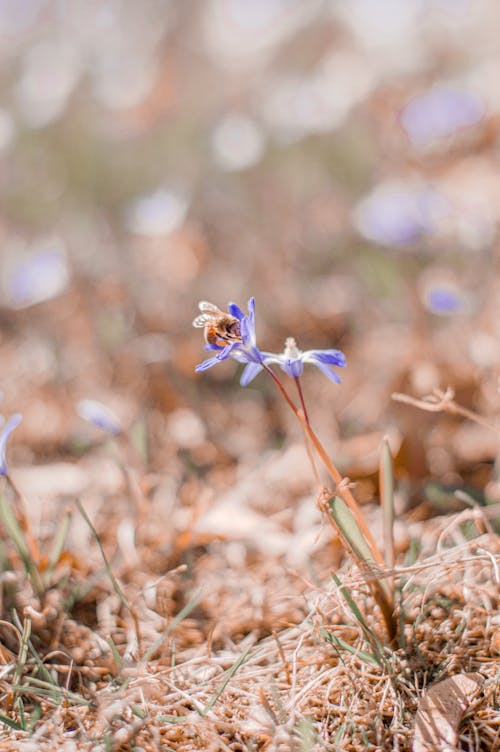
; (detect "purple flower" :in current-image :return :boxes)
[422,284,464,315]
[353,182,449,247]
[6,247,69,309]
[261,337,346,384]
[195,298,264,383]
[0,414,22,476]
[77,399,123,436]
[400,85,485,146]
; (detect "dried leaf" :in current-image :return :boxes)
[413,672,483,751]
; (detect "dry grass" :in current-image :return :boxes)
[0,463,498,751]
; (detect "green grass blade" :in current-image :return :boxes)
[131,416,149,465]
[321,627,380,666]
[10,610,56,687]
[380,437,395,572]
[0,494,43,594]
[140,590,202,665]
[17,698,26,730]
[106,635,124,671]
[45,509,72,581]
[9,683,90,706]
[0,713,24,730]
[202,644,252,715]
[75,500,132,616]
[0,493,29,559]
[331,573,384,665]
[12,617,31,695]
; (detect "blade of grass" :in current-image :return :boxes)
[157,714,188,724]
[12,617,31,696]
[10,679,90,706]
[321,627,380,667]
[328,496,396,642]
[331,572,385,665]
[106,636,124,672]
[75,498,141,647]
[202,644,252,715]
[379,437,395,573]
[130,416,149,466]
[0,494,43,594]
[44,509,72,583]
[0,713,24,730]
[4,475,41,565]
[26,703,42,733]
[10,611,63,688]
[17,698,26,730]
[139,589,202,665]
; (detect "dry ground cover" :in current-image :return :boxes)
[0,287,499,752]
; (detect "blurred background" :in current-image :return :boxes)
[0,0,499,509]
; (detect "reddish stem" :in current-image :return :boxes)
[262,363,384,568]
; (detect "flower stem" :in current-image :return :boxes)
[262,363,384,568]
[294,376,321,488]
[294,376,310,425]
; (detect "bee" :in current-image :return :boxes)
[192,301,242,346]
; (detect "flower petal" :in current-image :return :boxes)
[205,342,224,352]
[240,316,251,344]
[240,362,264,386]
[227,302,245,320]
[77,399,123,436]
[195,355,223,372]
[216,342,239,360]
[311,360,342,384]
[260,352,283,366]
[279,358,303,378]
[0,414,22,476]
[243,297,257,346]
[304,349,346,367]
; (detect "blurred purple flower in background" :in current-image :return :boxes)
[422,284,465,315]
[353,182,449,247]
[0,0,44,35]
[400,85,485,146]
[5,246,69,309]
[0,414,22,476]
[77,399,123,436]
[262,337,346,384]
[125,188,189,237]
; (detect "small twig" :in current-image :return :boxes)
[392,387,499,433]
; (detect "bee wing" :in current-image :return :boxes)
[192,313,214,327]
[198,301,222,314]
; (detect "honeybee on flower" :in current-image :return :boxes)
[193,298,346,386]
[192,301,242,347]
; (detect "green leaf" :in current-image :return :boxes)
[328,496,378,567]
